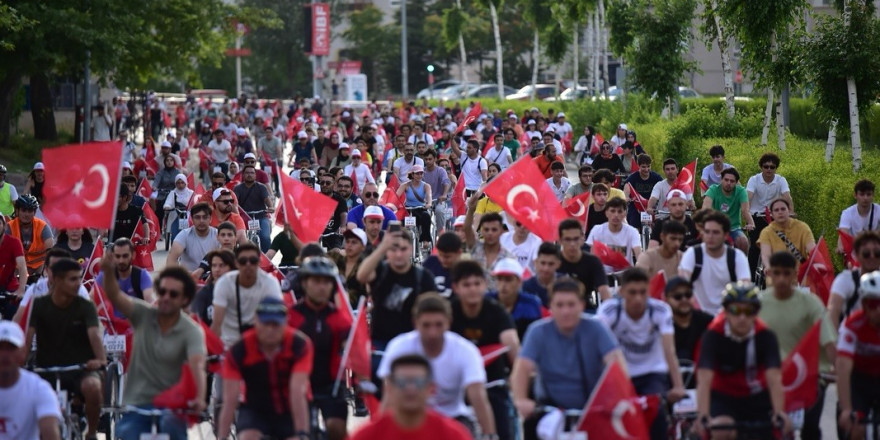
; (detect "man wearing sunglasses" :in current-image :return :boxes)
[346,183,397,230]
[210,188,247,245]
[317,175,348,250]
[663,277,712,362]
[746,153,792,275]
[211,243,283,350]
[830,230,880,330]
[758,251,837,440]
[694,282,791,439]
[836,270,880,440]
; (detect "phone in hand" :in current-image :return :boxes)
[388,221,402,233]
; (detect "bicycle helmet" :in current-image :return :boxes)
[15,194,40,210]
[860,270,880,300]
[298,256,339,280]
[721,281,761,309]
[0,164,7,173]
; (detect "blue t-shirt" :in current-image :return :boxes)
[96,267,152,318]
[487,290,543,339]
[520,316,619,409]
[522,277,550,307]
[422,256,451,297]
[346,204,398,229]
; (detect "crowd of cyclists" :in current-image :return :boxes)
[0,93,879,440]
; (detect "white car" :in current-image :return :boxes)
[416,79,460,99]
[506,84,558,101]
[545,86,591,102]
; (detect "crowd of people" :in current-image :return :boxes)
[0,94,879,440]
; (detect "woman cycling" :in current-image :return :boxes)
[152,155,179,230]
[23,162,46,207]
[574,125,599,165]
[190,249,236,326]
[163,174,194,242]
[396,164,433,248]
[757,197,815,274]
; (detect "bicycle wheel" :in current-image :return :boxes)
[100,364,122,439]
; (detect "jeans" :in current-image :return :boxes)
[257,216,271,253]
[116,404,188,440]
[801,383,826,440]
[487,385,514,440]
[370,340,388,401]
[631,372,669,440]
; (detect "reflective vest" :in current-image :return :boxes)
[0,184,12,216]
[8,217,50,272]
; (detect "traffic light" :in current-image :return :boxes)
[427,64,434,73]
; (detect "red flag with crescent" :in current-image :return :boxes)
[42,142,124,230]
[482,157,568,242]
[479,344,510,367]
[564,191,592,226]
[278,172,339,243]
[577,360,651,439]
[81,240,104,284]
[798,237,834,305]
[672,159,697,195]
[650,270,667,299]
[454,102,482,135]
[136,178,153,200]
[450,174,468,218]
[839,229,859,268]
[378,187,407,221]
[781,321,820,412]
[591,240,632,271]
[625,183,649,213]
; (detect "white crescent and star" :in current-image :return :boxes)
[783,353,807,392]
[506,184,541,222]
[567,199,587,218]
[88,257,102,278]
[73,164,111,209]
[611,400,636,438]
[678,167,693,187]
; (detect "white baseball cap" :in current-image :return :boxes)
[351,149,362,157]
[666,189,687,201]
[453,215,466,227]
[339,143,351,150]
[363,205,384,220]
[491,258,524,278]
[297,131,308,139]
[122,161,132,170]
[161,140,172,148]
[236,128,247,136]
[343,228,368,246]
[0,321,25,348]
[244,153,257,160]
[342,111,351,117]
[557,112,565,118]
[527,119,536,125]
[212,187,232,202]
[463,129,475,137]
[618,123,628,130]
[33,162,45,170]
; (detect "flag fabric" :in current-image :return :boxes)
[564,191,591,227]
[454,102,482,135]
[450,174,468,217]
[188,183,206,210]
[625,183,649,213]
[482,157,568,242]
[350,168,360,196]
[479,344,510,367]
[591,240,632,271]
[839,229,858,268]
[136,178,154,200]
[186,173,196,190]
[261,150,278,176]
[798,237,835,305]
[630,156,638,172]
[82,239,104,284]
[781,321,821,412]
[378,187,407,221]
[764,206,772,225]
[259,252,286,285]
[577,360,651,439]
[141,203,161,250]
[482,135,496,156]
[386,173,401,193]
[199,148,211,172]
[345,298,371,378]
[672,159,697,195]
[699,179,709,195]
[650,270,667,299]
[41,142,124,230]
[277,172,339,243]
[335,277,354,326]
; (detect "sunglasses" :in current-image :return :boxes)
[671,291,694,301]
[762,164,777,170]
[237,256,260,266]
[157,287,181,299]
[726,304,758,317]
[216,199,233,205]
[363,192,380,198]
[390,376,431,390]
[860,250,880,259]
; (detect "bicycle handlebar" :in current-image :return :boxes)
[31,364,104,373]
[534,405,583,418]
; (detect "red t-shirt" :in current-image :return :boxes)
[0,233,24,292]
[351,410,471,440]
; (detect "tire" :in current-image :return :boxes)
[100,363,122,439]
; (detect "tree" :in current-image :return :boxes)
[441,0,470,86]
[520,0,555,101]
[700,0,735,118]
[474,0,506,99]
[341,6,397,95]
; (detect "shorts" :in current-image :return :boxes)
[850,372,880,415]
[313,388,348,421]
[39,370,101,399]
[237,406,295,439]
[710,390,772,421]
[729,229,747,241]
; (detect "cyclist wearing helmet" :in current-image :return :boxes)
[694,282,791,439]
[0,164,19,216]
[837,270,880,439]
[8,194,55,283]
[288,257,352,440]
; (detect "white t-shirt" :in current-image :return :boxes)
[408,133,435,147]
[22,278,90,305]
[831,269,864,315]
[459,154,488,191]
[746,174,790,214]
[679,244,750,314]
[92,113,112,141]
[377,331,485,418]
[484,146,513,170]
[549,122,573,138]
[839,203,880,234]
[500,232,542,272]
[208,139,232,163]
[218,122,238,138]
[213,269,283,348]
[343,163,376,191]
[586,223,642,274]
[545,177,571,203]
[0,369,62,439]
[650,180,693,211]
[597,298,674,377]
[392,156,425,184]
[700,163,733,187]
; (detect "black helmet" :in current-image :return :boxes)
[15,194,40,210]
[0,164,7,173]
[298,256,339,280]
[721,281,761,309]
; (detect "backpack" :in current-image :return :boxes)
[845,269,862,318]
[129,267,145,300]
[609,297,657,333]
[689,245,737,284]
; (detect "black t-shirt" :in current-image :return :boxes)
[422,256,451,297]
[270,233,299,266]
[651,216,698,251]
[369,262,438,342]
[673,310,713,362]
[233,182,271,214]
[585,206,608,238]
[323,193,348,233]
[191,283,215,326]
[697,324,781,397]
[113,205,145,241]
[55,241,95,267]
[451,297,515,381]
[31,296,99,367]
[591,154,626,175]
[557,252,608,308]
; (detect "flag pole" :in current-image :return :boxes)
[333,296,366,398]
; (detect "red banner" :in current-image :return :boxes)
[311,3,330,56]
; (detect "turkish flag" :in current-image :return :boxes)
[591,240,632,271]
[577,360,651,439]
[335,278,354,326]
[798,237,834,305]
[699,179,709,195]
[278,172,338,243]
[91,283,131,336]
[187,173,196,190]
[350,168,360,196]
[141,203,161,250]
[259,252,286,286]
[672,159,697,195]
[450,173,468,217]
[630,156,638,172]
[188,183,206,210]
[199,147,211,172]
[479,343,510,367]
[482,135,495,156]
[564,191,591,227]
[136,178,153,200]
[482,157,568,242]
[454,102,482,135]
[386,173,401,193]
[764,206,772,225]
[345,298,371,378]
[82,241,104,284]
[42,142,124,230]
[650,270,667,299]
[261,150,277,176]
[625,183,649,213]
[839,229,859,268]
[379,187,407,221]
[781,321,821,412]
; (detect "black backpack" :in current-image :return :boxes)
[689,245,737,284]
[845,269,862,319]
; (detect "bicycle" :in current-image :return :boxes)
[852,407,880,440]
[533,405,586,439]
[244,209,267,250]
[107,405,208,440]
[670,360,699,440]
[99,332,128,440]
[640,211,654,253]
[320,232,344,251]
[164,205,189,251]
[703,415,786,440]
[484,379,520,440]
[31,364,97,440]
[404,205,433,263]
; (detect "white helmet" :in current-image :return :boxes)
[860,270,880,299]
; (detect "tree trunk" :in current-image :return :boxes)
[30,73,58,141]
[456,0,469,86]
[585,15,594,95]
[592,12,601,96]
[0,70,22,148]
[489,1,505,100]
[761,88,774,145]
[847,77,861,172]
[530,30,540,102]
[711,0,735,118]
[573,25,579,91]
[598,0,609,94]
[775,90,785,150]
[825,119,837,163]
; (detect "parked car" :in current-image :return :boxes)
[506,84,558,101]
[464,84,518,98]
[416,79,460,99]
[545,86,591,102]
[436,84,473,101]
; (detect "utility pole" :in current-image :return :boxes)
[401,0,409,99]
[235,35,242,98]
